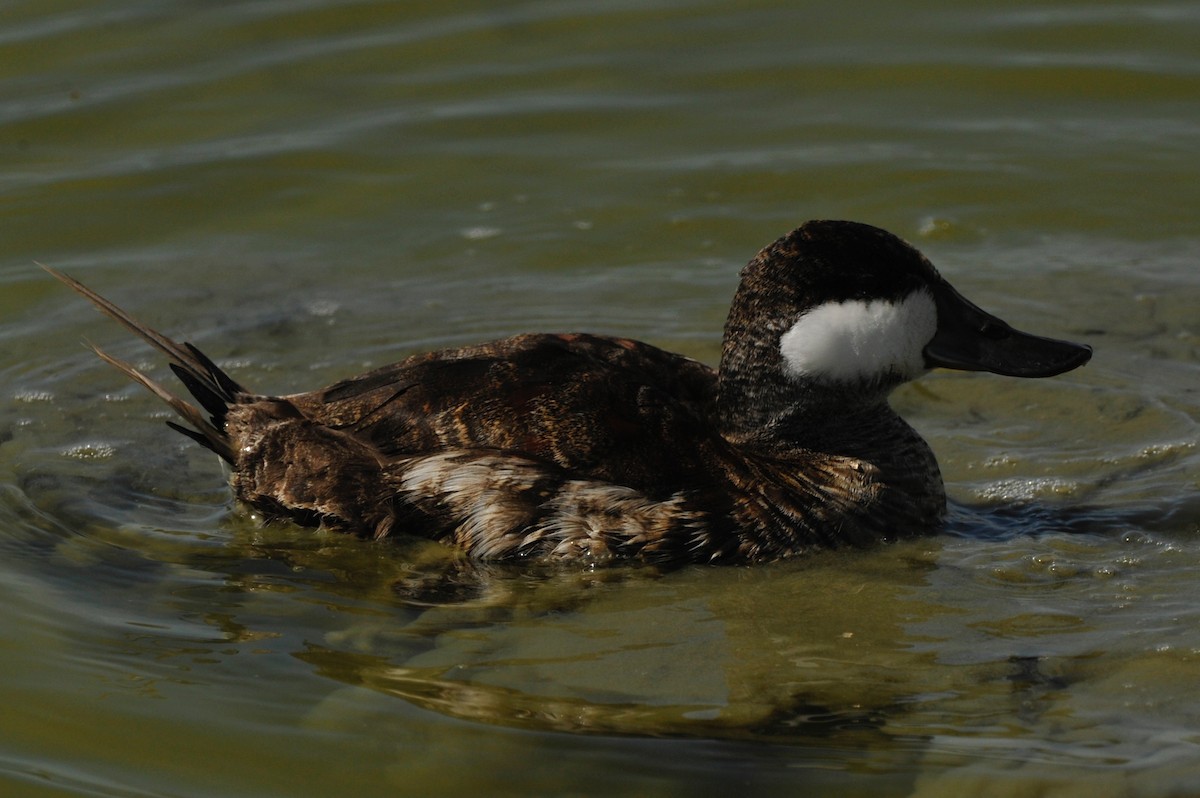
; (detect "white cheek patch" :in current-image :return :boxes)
[780,289,938,384]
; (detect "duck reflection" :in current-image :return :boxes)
[261,528,1071,744]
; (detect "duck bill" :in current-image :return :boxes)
[923,281,1092,378]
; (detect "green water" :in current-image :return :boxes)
[4,1,1200,795]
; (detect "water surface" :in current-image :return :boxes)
[3,2,1200,796]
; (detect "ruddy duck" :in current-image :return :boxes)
[44,220,1091,563]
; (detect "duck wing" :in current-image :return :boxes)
[285,332,721,489]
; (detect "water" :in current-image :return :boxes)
[3,1,1200,795]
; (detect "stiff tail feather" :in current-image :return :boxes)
[39,263,243,464]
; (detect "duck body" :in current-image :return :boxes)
[45,221,1092,564]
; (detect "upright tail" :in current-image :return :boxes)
[40,264,244,464]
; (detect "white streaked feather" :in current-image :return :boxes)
[395,450,709,560]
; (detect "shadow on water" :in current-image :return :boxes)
[947,493,1200,543]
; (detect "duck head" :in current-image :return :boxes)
[718,220,1092,438]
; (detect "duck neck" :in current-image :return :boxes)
[717,373,946,521]
[719,374,902,455]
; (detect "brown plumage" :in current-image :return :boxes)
[42,221,1092,564]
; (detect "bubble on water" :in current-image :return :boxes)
[461,226,501,241]
[13,390,54,403]
[917,216,957,238]
[305,299,340,318]
[63,442,116,460]
[980,454,1016,469]
[976,477,1080,502]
